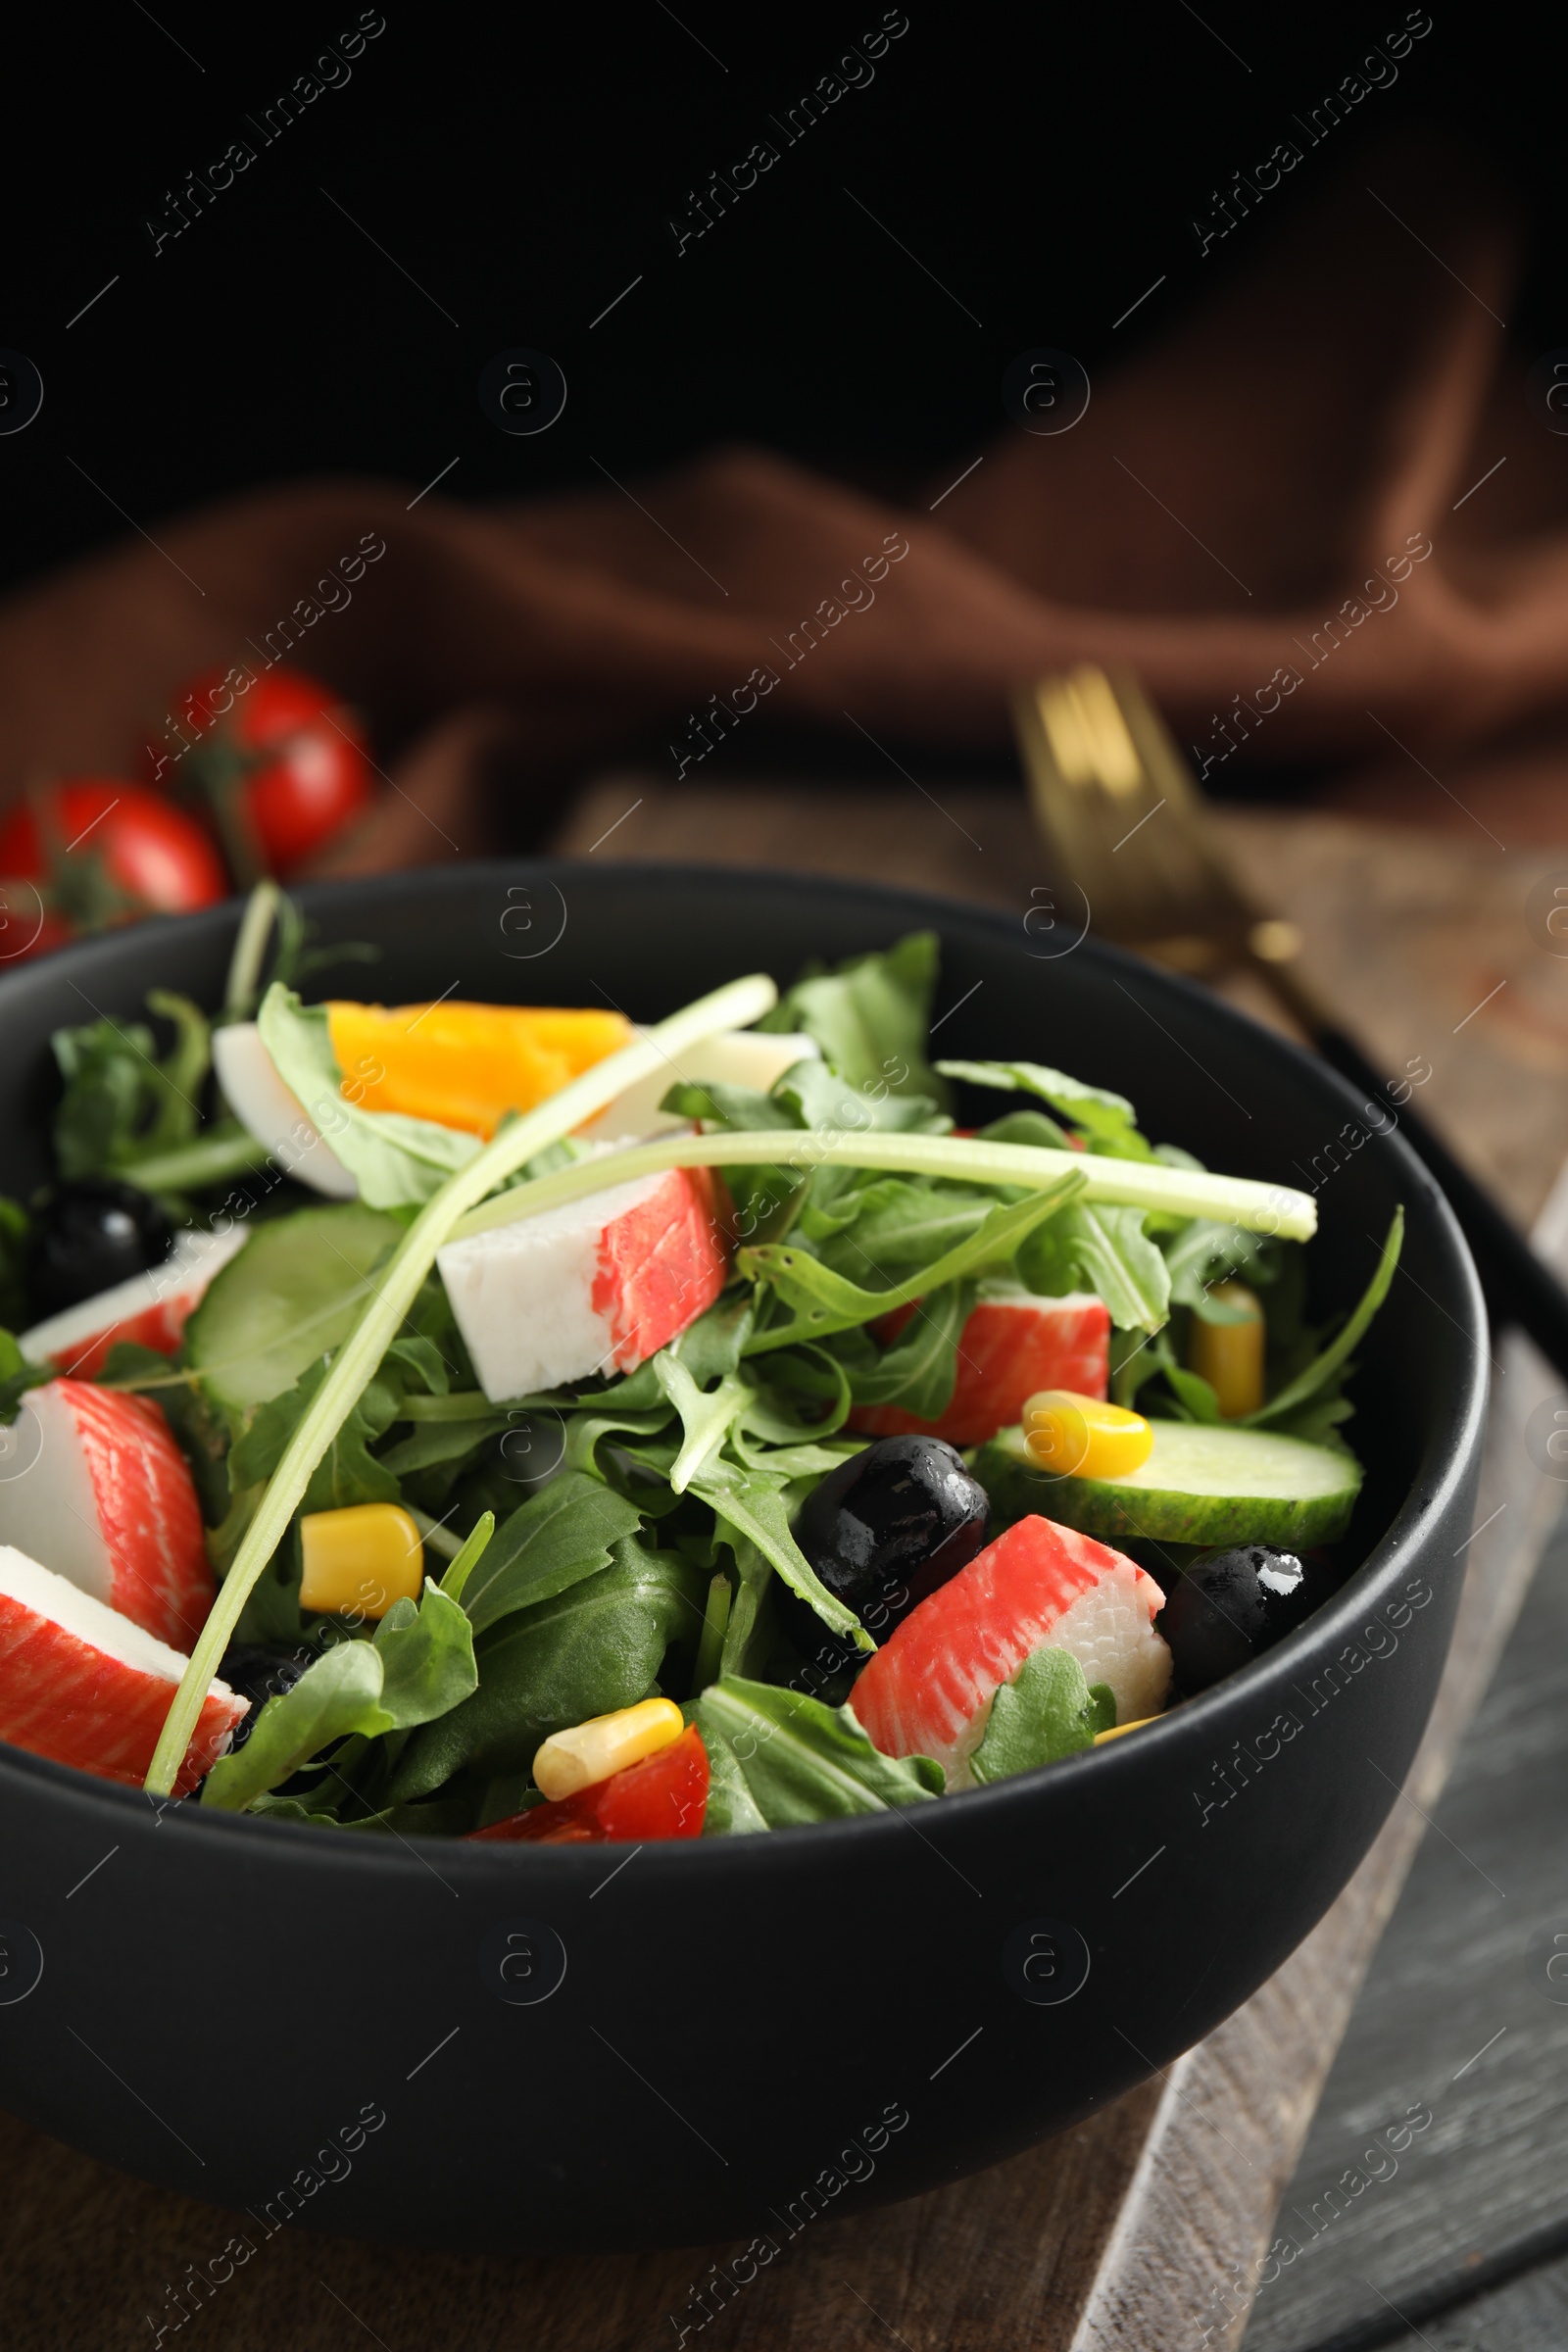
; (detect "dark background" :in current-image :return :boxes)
[0,0,1554,603]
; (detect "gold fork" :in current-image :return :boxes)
[1011,662,1568,1380]
[1012,663,1303,996]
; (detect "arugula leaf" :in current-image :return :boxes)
[688,1456,866,1645]
[772,1058,948,1138]
[734,1348,853,1453]
[1164,1219,1278,1318]
[377,1410,514,1479]
[691,1570,732,1691]
[831,1281,975,1417]
[759,931,946,1102]
[655,1356,752,1492]
[742,1177,1084,1352]
[438,1510,495,1602]
[1017,1201,1171,1334]
[0,1326,54,1425]
[564,1401,677,1481]
[0,1198,32,1330]
[968,1646,1116,1786]
[974,1105,1072,1151]
[1245,1207,1404,1433]
[201,1580,477,1811]
[258,983,482,1208]
[813,1177,999,1282]
[661,1078,800,1133]
[459,1470,646,1635]
[390,1536,705,1798]
[1149,1337,1223,1424]
[694,1677,943,1830]
[50,990,214,1185]
[51,1017,147,1180]
[230,1356,403,1513]
[698,1721,771,1835]
[667,1290,756,1385]
[713,1538,772,1680]
[373,1401,514,1495]
[938,1057,1154,1160]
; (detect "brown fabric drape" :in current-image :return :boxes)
[2,137,1561,869]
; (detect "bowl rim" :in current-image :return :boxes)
[0,858,1489,1871]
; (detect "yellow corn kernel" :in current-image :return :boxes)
[1188,1281,1265,1418]
[1094,1715,1160,1745]
[326,1001,634,1141]
[532,1696,684,1801]
[299,1503,424,1620]
[1022,1390,1152,1481]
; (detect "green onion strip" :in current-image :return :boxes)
[451,1132,1317,1246]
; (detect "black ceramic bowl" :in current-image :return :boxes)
[0,863,1486,2252]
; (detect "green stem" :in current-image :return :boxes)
[224,880,284,1017]
[145,972,779,1794]
[451,1132,1318,1246]
[118,1128,273,1195]
[1243,1205,1404,1427]
[397,1391,495,1423]
[406,1504,466,1562]
[438,1511,496,1602]
[692,1572,732,1693]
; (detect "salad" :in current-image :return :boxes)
[0,893,1400,1843]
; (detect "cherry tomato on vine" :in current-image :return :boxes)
[0,779,226,959]
[152,665,376,880]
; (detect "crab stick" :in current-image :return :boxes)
[851,1513,1170,1788]
[437,1165,730,1401]
[851,1288,1110,1446]
[0,1381,216,1649]
[20,1225,249,1381]
[0,1545,246,1795]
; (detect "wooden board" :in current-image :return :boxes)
[1245,1513,1568,2351]
[3,774,1564,2351]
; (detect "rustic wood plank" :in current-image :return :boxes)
[1071,1305,1563,2352]
[1373,2244,1568,2350]
[1235,1216,1568,2352]
[1240,1511,1568,2352]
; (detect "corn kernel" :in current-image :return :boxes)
[1022,1390,1152,1480]
[299,1503,424,1620]
[532,1696,685,1801]
[1094,1716,1160,1745]
[1188,1281,1265,1418]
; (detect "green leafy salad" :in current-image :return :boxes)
[0,894,1400,1844]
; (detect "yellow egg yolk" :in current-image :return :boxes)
[325,1001,635,1140]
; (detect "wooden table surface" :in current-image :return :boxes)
[6,772,1568,2351]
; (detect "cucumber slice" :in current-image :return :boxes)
[185,1203,402,1415]
[970,1418,1363,1548]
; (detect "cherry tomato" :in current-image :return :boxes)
[467,1722,710,1845]
[0,779,226,958]
[155,665,375,879]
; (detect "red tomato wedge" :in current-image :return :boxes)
[851,1291,1110,1447]
[469,1722,710,1844]
[850,1514,1170,1788]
